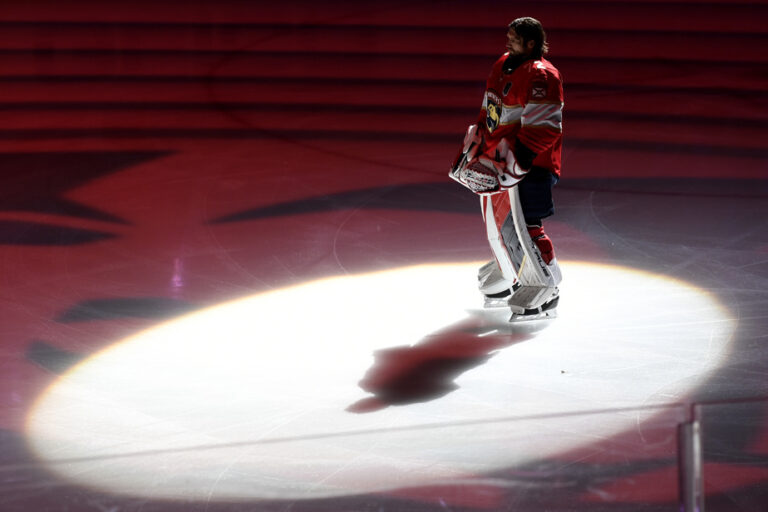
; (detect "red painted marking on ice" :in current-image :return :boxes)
[580,465,678,503]
[580,462,768,504]
[387,483,506,509]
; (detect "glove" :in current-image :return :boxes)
[462,124,482,160]
[480,139,529,189]
[458,158,500,194]
[450,128,529,195]
[450,124,483,179]
[450,124,499,194]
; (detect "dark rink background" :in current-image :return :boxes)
[1,1,766,511]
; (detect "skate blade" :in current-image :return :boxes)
[483,298,512,309]
[509,308,557,322]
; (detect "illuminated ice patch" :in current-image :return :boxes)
[26,262,734,501]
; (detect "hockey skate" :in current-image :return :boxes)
[508,288,559,321]
[479,259,560,321]
[478,259,516,308]
[483,288,513,309]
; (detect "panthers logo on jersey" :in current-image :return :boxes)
[485,91,502,132]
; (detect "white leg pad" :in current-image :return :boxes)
[481,188,561,311]
[477,259,515,296]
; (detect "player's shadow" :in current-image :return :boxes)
[346,311,551,413]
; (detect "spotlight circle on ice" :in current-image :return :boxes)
[26,262,734,501]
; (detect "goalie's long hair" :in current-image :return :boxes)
[508,17,549,59]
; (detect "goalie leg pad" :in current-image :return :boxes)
[482,188,561,312]
[477,259,515,296]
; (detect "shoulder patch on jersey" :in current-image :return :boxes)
[485,90,502,132]
[531,80,548,100]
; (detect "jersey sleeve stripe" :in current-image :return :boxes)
[500,105,523,125]
[521,103,563,130]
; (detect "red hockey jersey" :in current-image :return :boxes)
[476,54,564,176]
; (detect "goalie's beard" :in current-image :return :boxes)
[502,53,533,73]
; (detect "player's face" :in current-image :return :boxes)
[506,28,532,56]
[506,29,525,55]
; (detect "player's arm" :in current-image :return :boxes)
[458,65,564,194]
[450,57,513,194]
[449,124,499,194]
[514,66,564,169]
[450,105,496,194]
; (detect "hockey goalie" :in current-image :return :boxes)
[449,17,564,321]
